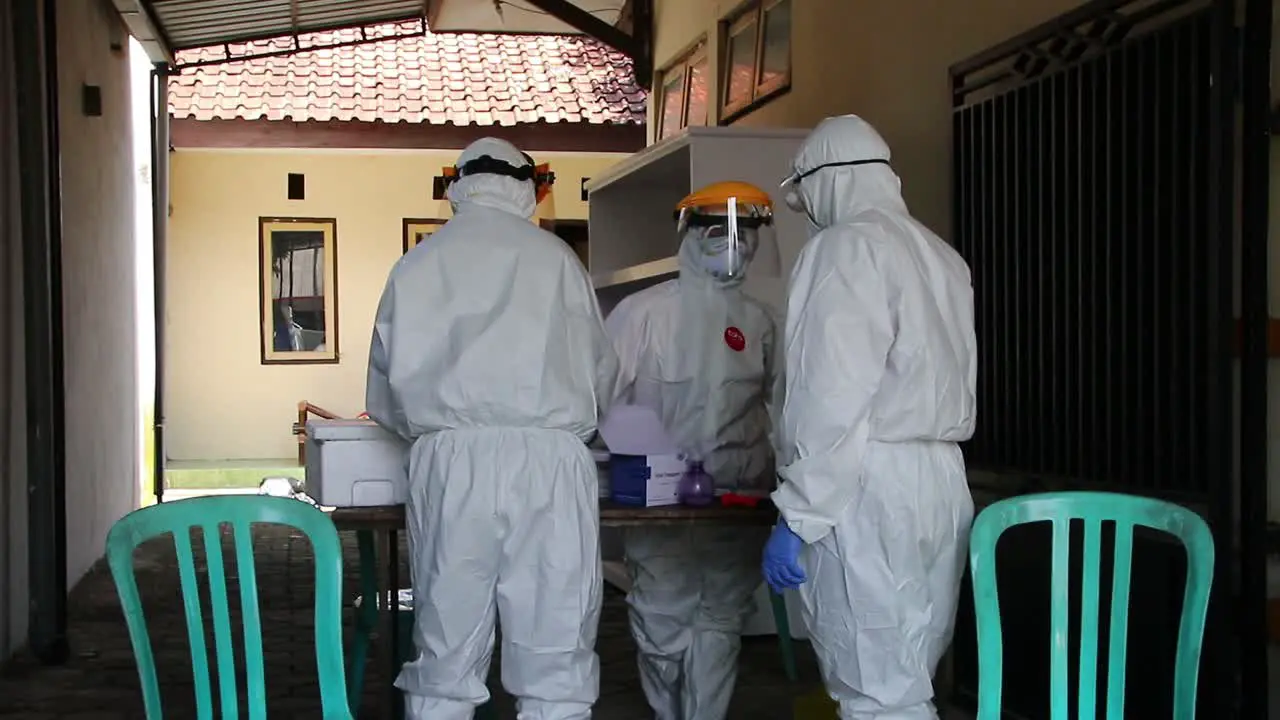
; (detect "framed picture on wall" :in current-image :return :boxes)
[258,217,339,365]
[403,218,447,254]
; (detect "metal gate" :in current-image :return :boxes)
[949,0,1269,715]
[952,0,1232,502]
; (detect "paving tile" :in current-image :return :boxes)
[0,525,821,718]
[168,21,647,127]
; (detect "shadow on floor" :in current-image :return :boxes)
[0,524,824,718]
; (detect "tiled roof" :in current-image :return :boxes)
[167,21,647,126]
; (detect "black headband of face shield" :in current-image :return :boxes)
[792,158,890,183]
[676,211,773,229]
[453,151,555,185]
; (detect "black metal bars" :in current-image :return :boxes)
[13,0,69,665]
[952,5,1229,502]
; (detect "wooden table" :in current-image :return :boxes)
[328,499,777,714]
[333,499,776,530]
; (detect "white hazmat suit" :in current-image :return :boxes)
[771,116,978,719]
[604,197,777,720]
[366,138,620,720]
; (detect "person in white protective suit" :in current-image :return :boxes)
[604,181,780,720]
[761,115,978,720]
[365,137,620,720]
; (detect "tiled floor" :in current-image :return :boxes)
[0,524,825,718]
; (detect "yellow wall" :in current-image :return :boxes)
[649,0,1087,234]
[166,148,626,462]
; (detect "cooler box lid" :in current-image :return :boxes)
[306,418,396,443]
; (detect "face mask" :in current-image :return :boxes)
[782,187,822,238]
[700,248,747,281]
[783,157,889,221]
[784,187,804,214]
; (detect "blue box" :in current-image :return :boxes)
[609,453,685,507]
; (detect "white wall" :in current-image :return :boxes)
[56,0,140,592]
[0,0,140,659]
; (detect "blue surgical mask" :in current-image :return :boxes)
[700,249,746,280]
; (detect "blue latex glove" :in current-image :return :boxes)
[762,520,806,592]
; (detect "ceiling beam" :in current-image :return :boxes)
[630,0,652,91]
[520,0,634,54]
[171,19,428,71]
[520,0,652,90]
[109,0,173,63]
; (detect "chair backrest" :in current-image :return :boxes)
[968,491,1214,720]
[105,495,352,719]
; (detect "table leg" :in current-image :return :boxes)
[349,530,378,716]
[769,590,799,682]
[378,530,395,717]
[388,528,403,718]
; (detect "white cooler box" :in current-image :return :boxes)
[305,418,410,507]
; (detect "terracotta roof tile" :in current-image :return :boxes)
[168,21,647,126]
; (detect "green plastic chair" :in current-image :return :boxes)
[968,491,1215,720]
[105,495,353,719]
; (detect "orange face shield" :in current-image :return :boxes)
[534,163,553,204]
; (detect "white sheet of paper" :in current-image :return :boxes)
[598,404,680,456]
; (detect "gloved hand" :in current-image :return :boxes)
[762,520,806,593]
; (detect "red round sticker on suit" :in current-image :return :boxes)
[724,327,746,352]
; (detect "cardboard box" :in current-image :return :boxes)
[609,453,685,507]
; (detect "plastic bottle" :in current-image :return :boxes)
[678,460,716,507]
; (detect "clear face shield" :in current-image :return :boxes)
[674,197,779,282]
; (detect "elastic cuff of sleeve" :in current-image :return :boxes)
[771,488,835,545]
[788,518,832,545]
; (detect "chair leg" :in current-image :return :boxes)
[770,590,799,682]
[348,529,379,716]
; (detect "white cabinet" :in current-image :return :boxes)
[585,126,810,315]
